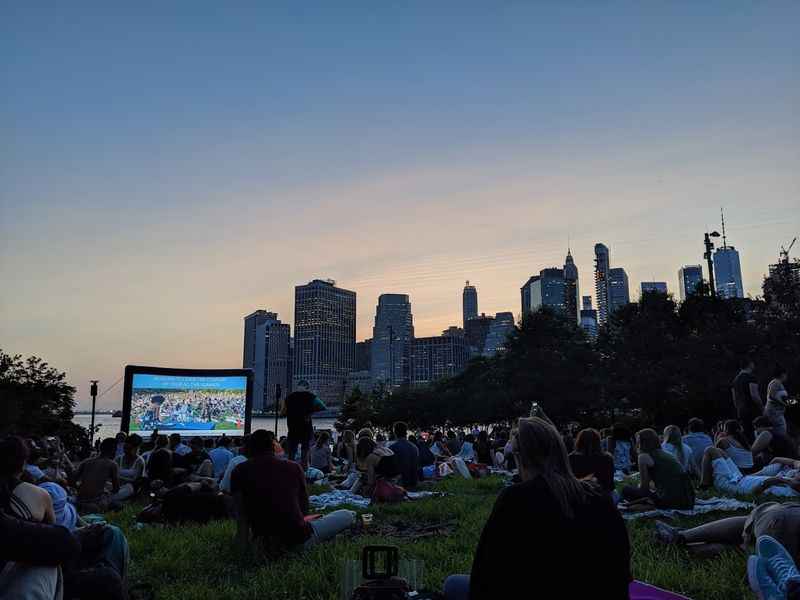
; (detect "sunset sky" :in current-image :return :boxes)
[2,3,798,410]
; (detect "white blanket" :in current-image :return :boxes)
[309,490,441,510]
[620,496,754,521]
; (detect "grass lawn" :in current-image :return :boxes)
[107,476,757,600]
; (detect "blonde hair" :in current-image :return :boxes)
[513,417,586,517]
[663,425,685,466]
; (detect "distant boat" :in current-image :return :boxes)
[112,410,123,418]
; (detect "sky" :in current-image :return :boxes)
[1,3,798,410]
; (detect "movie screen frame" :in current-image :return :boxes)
[121,365,253,437]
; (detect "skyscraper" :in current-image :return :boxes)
[714,247,744,299]
[678,265,703,301]
[370,293,414,387]
[411,335,470,386]
[579,296,598,339]
[464,313,494,353]
[640,281,668,295]
[530,268,568,313]
[483,312,515,356]
[563,249,580,323]
[243,310,290,413]
[520,275,538,318]
[608,267,630,313]
[294,279,356,407]
[462,281,478,328]
[594,243,611,326]
[355,339,373,372]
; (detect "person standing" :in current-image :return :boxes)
[282,380,326,470]
[765,365,791,436]
[732,356,763,443]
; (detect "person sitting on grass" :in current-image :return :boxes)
[442,417,631,600]
[412,435,436,471]
[389,422,419,489]
[569,428,615,495]
[208,436,234,480]
[231,429,355,552]
[169,433,191,456]
[74,437,133,512]
[334,430,357,469]
[457,434,476,462]
[608,424,635,474]
[114,433,145,488]
[0,436,55,524]
[621,429,695,510]
[474,430,493,465]
[353,435,398,497]
[682,418,714,477]
[715,419,755,472]
[309,431,333,474]
[661,425,692,472]
[699,447,800,497]
[430,431,451,459]
[751,416,798,467]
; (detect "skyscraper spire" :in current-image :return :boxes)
[721,207,728,249]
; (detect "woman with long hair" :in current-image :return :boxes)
[443,418,631,600]
[309,431,333,474]
[621,429,694,510]
[717,420,755,471]
[569,428,615,493]
[334,430,357,468]
[661,425,692,472]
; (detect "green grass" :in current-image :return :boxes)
[107,476,760,600]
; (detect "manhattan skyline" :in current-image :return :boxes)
[1,3,798,409]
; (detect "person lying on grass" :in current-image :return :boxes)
[231,429,355,552]
[654,501,800,565]
[441,416,631,600]
[700,447,800,497]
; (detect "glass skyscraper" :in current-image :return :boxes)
[293,279,356,408]
[594,243,611,326]
[483,312,515,356]
[579,296,598,339]
[640,281,668,295]
[243,310,290,413]
[563,249,579,323]
[411,335,470,386]
[678,265,703,301]
[714,247,744,298]
[370,293,414,387]
[462,281,478,328]
[608,267,630,314]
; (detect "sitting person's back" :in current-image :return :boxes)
[661,425,692,472]
[682,418,713,476]
[444,418,630,600]
[568,428,615,493]
[390,422,419,489]
[75,438,120,503]
[0,436,55,524]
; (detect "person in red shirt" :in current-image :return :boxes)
[230,430,354,551]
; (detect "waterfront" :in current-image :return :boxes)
[72,414,338,440]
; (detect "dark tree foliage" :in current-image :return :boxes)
[352,275,800,431]
[0,349,89,448]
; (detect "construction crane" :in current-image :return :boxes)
[780,237,797,264]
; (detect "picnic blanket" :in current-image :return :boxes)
[309,490,441,510]
[620,496,754,521]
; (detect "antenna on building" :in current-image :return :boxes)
[720,208,728,249]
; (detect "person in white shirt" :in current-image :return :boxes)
[766,365,791,436]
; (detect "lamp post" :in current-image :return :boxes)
[274,384,282,437]
[704,231,721,296]
[89,380,99,446]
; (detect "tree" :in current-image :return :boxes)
[0,349,89,449]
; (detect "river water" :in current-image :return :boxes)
[72,414,338,440]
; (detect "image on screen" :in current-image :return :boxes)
[129,373,247,437]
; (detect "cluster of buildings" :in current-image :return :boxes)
[243,229,749,413]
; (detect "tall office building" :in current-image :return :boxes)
[370,294,414,387]
[714,247,744,299]
[411,335,470,386]
[483,312,515,356]
[462,281,478,328]
[294,279,356,407]
[355,339,373,372]
[678,265,703,301]
[242,310,290,413]
[579,296,598,339]
[640,281,668,295]
[442,326,464,337]
[530,268,568,313]
[608,268,630,313]
[464,313,494,353]
[520,275,538,318]
[594,244,611,326]
[563,249,580,323]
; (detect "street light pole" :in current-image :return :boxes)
[89,380,99,446]
[274,384,282,437]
